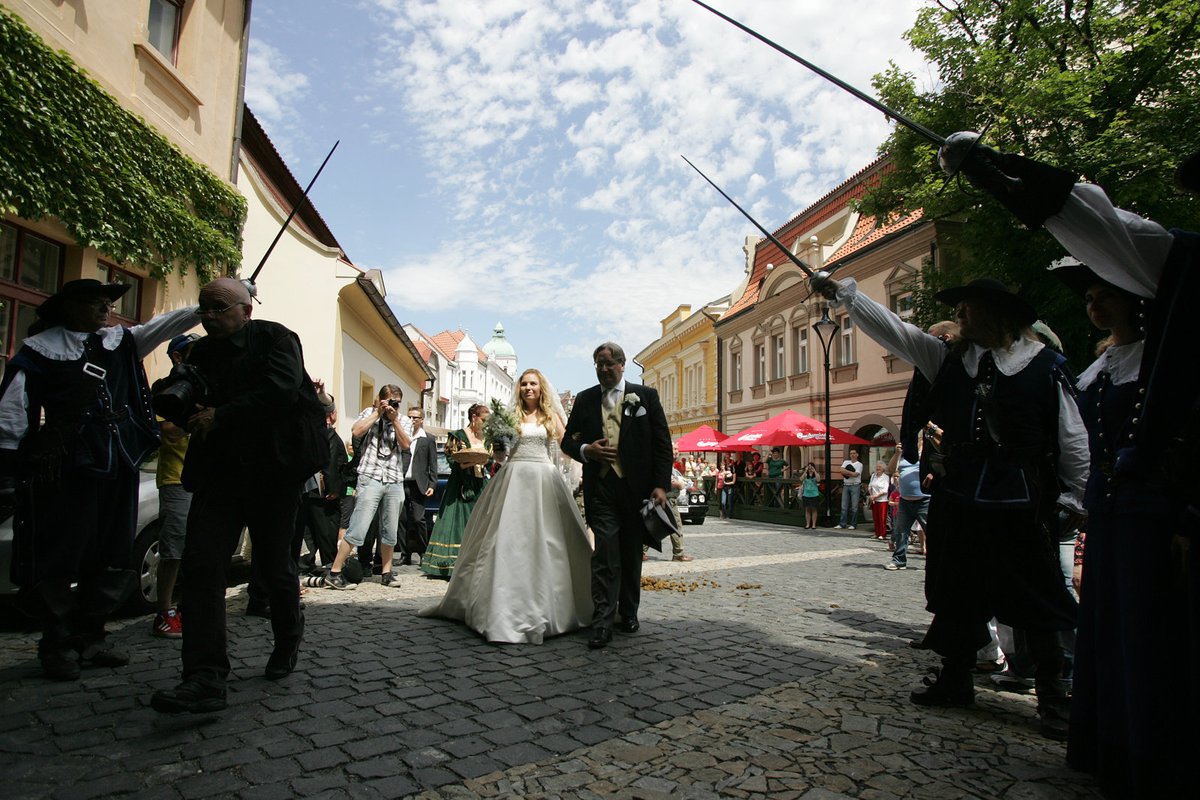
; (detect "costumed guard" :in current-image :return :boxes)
[808,272,1088,741]
[0,280,198,680]
[939,136,1200,797]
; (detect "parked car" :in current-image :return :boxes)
[0,465,165,613]
[1,461,250,616]
[422,450,451,529]
[676,484,708,525]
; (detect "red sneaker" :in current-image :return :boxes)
[151,607,183,639]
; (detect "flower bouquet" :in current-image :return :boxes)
[483,397,518,456]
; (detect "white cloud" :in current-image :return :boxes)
[245,41,309,128]
[296,0,929,389]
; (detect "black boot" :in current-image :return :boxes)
[73,570,135,668]
[911,656,975,707]
[34,580,80,681]
[1028,630,1070,740]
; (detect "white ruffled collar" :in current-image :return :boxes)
[24,325,126,361]
[960,337,1043,378]
[1077,340,1144,390]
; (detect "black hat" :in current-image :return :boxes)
[1177,151,1200,195]
[640,499,679,552]
[1047,257,1109,296]
[934,277,1037,326]
[36,279,130,324]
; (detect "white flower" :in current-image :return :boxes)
[623,393,640,408]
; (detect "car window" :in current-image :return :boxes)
[437,451,451,475]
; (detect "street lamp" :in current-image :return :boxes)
[813,306,840,527]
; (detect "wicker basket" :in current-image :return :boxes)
[451,448,491,468]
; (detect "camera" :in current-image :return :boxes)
[386,399,401,410]
[152,362,211,428]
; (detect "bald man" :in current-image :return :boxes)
[152,278,324,713]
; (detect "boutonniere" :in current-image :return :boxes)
[622,393,646,417]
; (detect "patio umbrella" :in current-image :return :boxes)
[674,424,728,452]
[721,409,870,449]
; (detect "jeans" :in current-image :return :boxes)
[721,487,735,517]
[344,476,404,548]
[838,483,861,527]
[891,495,929,567]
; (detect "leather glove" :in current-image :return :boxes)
[937,131,1078,230]
[808,271,842,302]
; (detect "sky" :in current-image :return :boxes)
[244,0,932,395]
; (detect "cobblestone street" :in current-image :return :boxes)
[0,518,1100,799]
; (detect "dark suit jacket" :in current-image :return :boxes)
[401,431,439,495]
[562,381,672,521]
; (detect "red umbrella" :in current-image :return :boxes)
[675,424,729,452]
[722,409,870,449]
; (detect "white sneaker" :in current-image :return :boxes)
[834,524,845,529]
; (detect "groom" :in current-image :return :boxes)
[563,342,672,649]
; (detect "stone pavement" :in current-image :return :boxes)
[0,518,1101,799]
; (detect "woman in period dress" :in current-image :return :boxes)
[420,403,491,579]
[419,369,593,644]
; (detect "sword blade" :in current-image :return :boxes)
[681,155,814,277]
[687,0,944,147]
[249,140,340,284]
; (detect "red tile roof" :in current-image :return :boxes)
[720,157,924,321]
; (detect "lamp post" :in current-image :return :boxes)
[813,306,840,527]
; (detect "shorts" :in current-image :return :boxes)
[157,484,193,560]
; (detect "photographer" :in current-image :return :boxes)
[322,385,411,589]
[151,278,326,714]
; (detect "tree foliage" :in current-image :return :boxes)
[0,8,245,281]
[859,0,1200,367]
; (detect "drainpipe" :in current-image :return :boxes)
[229,0,254,183]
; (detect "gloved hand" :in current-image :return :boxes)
[241,279,258,299]
[808,271,842,302]
[937,131,1078,230]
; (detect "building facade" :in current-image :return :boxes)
[404,325,518,433]
[634,298,730,442]
[0,0,249,382]
[714,157,950,474]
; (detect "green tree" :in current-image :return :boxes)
[858,0,1200,367]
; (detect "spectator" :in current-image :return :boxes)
[867,461,891,540]
[887,450,929,571]
[323,385,411,589]
[151,278,326,712]
[422,403,491,578]
[719,456,737,518]
[644,467,695,562]
[766,447,788,506]
[150,333,200,638]
[834,448,863,529]
[0,280,197,680]
[799,462,822,529]
[296,384,345,576]
[398,407,437,567]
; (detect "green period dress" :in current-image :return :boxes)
[421,429,488,578]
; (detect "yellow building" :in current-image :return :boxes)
[0,0,250,380]
[635,297,730,443]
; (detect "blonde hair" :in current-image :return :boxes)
[515,368,564,440]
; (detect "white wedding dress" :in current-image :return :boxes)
[419,422,594,644]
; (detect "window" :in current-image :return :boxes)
[891,291,914,322]
[836,315,856,366]
[792,327,809,374]
[0,222,64,367]
[92,263,142,322]
[147,0,184,64]
[731,351,742,391]
[772,334,785,380]
[753,344,766,385]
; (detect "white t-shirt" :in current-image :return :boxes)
[841,460,863,486]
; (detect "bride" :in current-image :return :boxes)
[419,368,594,644]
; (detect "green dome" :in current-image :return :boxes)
[482,322,516,358]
